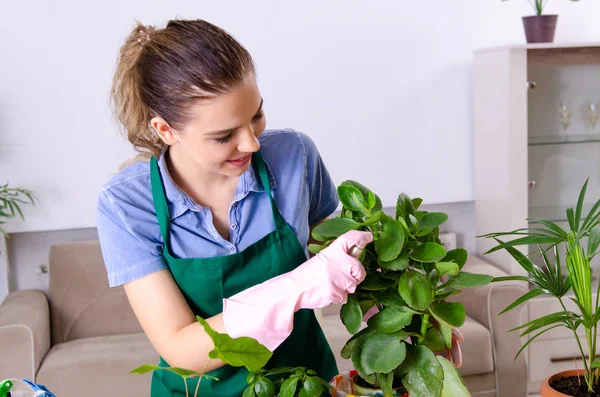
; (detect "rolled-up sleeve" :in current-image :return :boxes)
[96,189,167,287]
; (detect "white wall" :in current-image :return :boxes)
[1,0,599,234]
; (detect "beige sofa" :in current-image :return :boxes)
[0,240,529,397]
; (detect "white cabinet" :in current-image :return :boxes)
[473,42,600,394]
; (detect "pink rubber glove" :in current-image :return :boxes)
[222,230,373,351]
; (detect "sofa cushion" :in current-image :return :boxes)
[319,314,494,378]
[36,332,159,397]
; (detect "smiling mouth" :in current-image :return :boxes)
[227,155,251,166]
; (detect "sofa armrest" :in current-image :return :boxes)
[449,256,529,397]
[0,290,51,380]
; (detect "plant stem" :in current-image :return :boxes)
[371,293,383,311]
[194,359,212,397]
[418,314,430,344]
[559,298,591,386]
[184,378,189,397]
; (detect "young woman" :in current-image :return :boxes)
[96,18,372,397]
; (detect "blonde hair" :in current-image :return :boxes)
[110,19,255,166]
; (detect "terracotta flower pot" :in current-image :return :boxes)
[329,370,408,397]
[522,15,558,43]
[540,369,586,396]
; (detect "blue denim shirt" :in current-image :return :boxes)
[96,129,339,287]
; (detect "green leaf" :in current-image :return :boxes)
[367,307,414,333]
[341,294,363,334]
[338,185,367,213]
[378,250,410,271]
[441,248,468,269]
[303,376,323,397]
[312,218,361,239]
[360,332,408,374]
[341,181,382,212]
[377,289,408,308]
[351,333,375,383]
[446,272,494,289]
[591,358,600,370]
[423,327,447,351]
[396,193,415,221]
[399,270,433,311]
[409,242,447,263]
[341,327,374,359]
[430,302,466,328]
[363,211,383,225]
[500,288,545,315]
[367,191,377,210]
[243,385,257,397]
[196,316,272,371]
[400,345,443,397]
[360,274,396,291]
[308,243,327,254]
[378,372,394,397]
[375,220,405,261]
[254,377,275,397]
[438,356,470,397]
[588,226,600,256]
[435,261,460,276]
[440,323,453,349]
[574,177,589,231]
[418,212,449,230]
[412,198,423,211]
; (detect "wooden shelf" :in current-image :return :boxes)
[528,134,600,146]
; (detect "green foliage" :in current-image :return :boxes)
[130,317,331,397]
[0,183,35,235]
[479,177,600,393]
[312,180,493,397]
[501,0,581,16]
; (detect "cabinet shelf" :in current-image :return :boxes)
[528,134,600,146]
[528,203,597,223]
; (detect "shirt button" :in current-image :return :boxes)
[231,224,237,229]
[229,246,236,253]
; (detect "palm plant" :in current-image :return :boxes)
[479,177,600,393]
[0,183,35,236]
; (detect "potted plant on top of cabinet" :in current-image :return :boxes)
[502,0,581,44]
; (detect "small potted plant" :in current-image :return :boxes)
[308,181,495,397]
[0,183,35,236]
[131,316,333,397]
[479,177,600,397]
[502,0,581,43]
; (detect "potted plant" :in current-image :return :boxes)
[478,177,600,397]
[0,183,35,236]
[502,0,581,43]
[307,181,495,397]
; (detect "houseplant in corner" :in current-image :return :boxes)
[308,181,495,397]
[502,0,581,43]
[0,183,35,235]
[479,177,600,397]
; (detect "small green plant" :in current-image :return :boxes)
[502,0,581,16]
[131,316,332,397]
[308,181,494,397]
[479,177,600,395]
[0,183,35,236]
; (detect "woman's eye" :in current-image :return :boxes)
[215,134,233,144]
[252,111,264,122]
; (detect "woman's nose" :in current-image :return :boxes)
[237,127,260,153]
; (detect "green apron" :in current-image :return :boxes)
[148,150,338,397]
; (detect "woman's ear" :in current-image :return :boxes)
[151,117,178,145]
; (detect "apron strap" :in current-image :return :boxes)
[150,156,171,252]
[252,151,286,229]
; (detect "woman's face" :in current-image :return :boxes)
[154,73,266,179]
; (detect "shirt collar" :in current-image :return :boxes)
[157,149,277,220]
